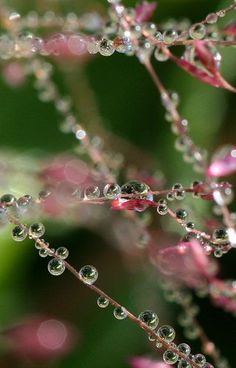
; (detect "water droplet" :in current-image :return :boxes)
[157,325,176,342]
[157,203,168,215]
[79,265,98,285]
[138,310,159,329]
[84,185,100,199]
[154,47,169,62]
[163,29,178,44]
[12,225,27,241]
[113,306,127,320]
[99,39,115,56]
[103,183,121,199]
[206,13,218,24]
[212,228,228,244]
[175,209,188,220]
[0,194,16,207]
[39,248,48,258]
[167,192,175,201]
[178,359,192,368]
[148,333,156,342]
[189,23,206,40]
[56,247,69,259]
[97,296,109,308]
[178,343,191,356]
[87,41,99,54]
[48,258,65,276]
[29,223,45,238]
[194,354,206,366]
[163,350,179,364]
[121,180,150,197]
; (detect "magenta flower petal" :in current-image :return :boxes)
[169,50,236,92]
[194,41,218,74]
[224,22,236,36]
[158,240,217,287]
[129,357,169,368]
[43,33,90,60]
[207,146,236,177]
[3,62,26,87]
[3,315,78,363]
[111,198,156,212]
[135,2,157,23]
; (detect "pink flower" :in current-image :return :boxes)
[210,280,236,313]
[41,156,90,185]
[129,357,169,368]
[43,33,90,60]
[3,62,26,87]
[111,198,156,212]
[157,240,217,287]
[224,22,236,36]
[168,42,236,92]
[3,315,78,363]
[135,2,157,23]
[192,181,231,200]
[207,146,236,177]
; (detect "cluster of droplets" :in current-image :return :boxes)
[137,309,213,368]
[45,245,69,276]
[0,32,43,60]
[30,57,123,180]
[1,8,104,33]
[86,0,236,67]
[161,91,208,174]
[0,193,38,225]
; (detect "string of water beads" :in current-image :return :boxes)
[161,281,230,368]
[0,179,233,256]
[0,5,104,34]
[110,0,236,49]
[0,2,234,366]
[2,191,236,367]
[26,58,118,183]
[6,210,213,368]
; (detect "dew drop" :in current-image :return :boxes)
[163,350,179,365]
[103,183,121,199]
[178,343,191,356]
[48,258,65,276]
[154,47,169,62]
[12,225,27,242]
[39,248,48,258]
[84,185,100,199]
[56,246,69,259]
[0,194,16,207]
[29,223,45,238]
[189,23,206,40]
[113,306,127,320]
[157,325,176,342]
[97,296,109,308]
[138,310,159,329]
[79,265,98,285]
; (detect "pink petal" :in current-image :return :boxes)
[207,146,236,177]
[169,50,236,92]
[111,198,156,212]
[3,62,26,87]
[3,315,78,363]
[210,280,236,313]
[43,33,90,60]
[194,41,218,74]
[135,2,157,23]
[129,357,169,368]
[41,156,90,185]
[158,240,217,287]
[224,22,236,36]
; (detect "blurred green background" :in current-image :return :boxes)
[0,0,236,367]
